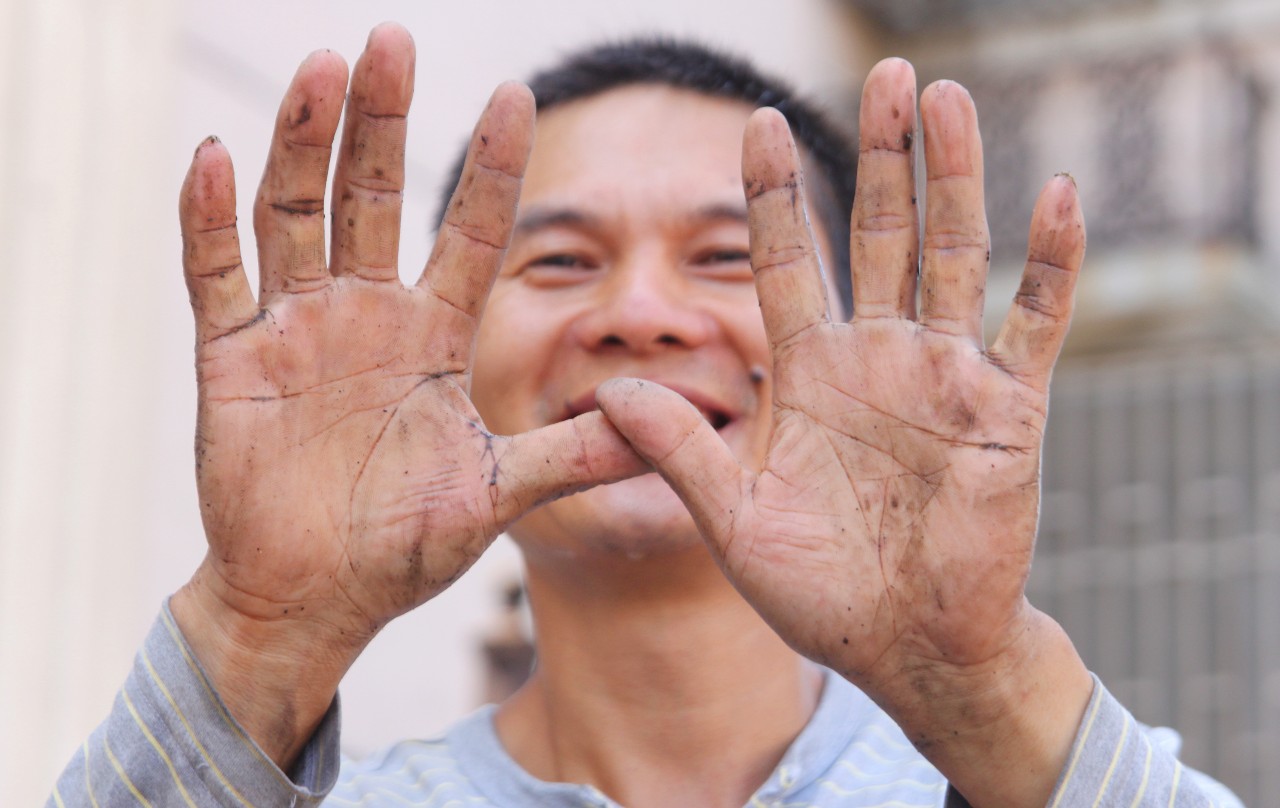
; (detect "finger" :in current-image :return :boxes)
[253,49,348,300]
[918,80,990,342]
[493,409,648,526]
[989,174,1086,387]
[418,82,534,337]
[850,58,919,321]
[742,108,831,353]
[594,378,750,544]
[329,22,414,282]
[180,137,257,345]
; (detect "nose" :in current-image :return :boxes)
[569,254,714,354]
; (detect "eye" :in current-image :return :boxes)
[519,252,601,287]
[690,247,753,281]
[696,249,751,265]
[530,253,589,269]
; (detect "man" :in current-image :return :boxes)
[51,22,1241,807]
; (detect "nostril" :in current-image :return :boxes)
[597,333,683,348]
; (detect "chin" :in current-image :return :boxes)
[510,472,707,561]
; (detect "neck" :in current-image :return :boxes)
[496,545,823,808]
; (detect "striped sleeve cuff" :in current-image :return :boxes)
[1046,675,1243,808]
[48,603,341,808]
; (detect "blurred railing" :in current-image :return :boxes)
[1032,341,1280,806]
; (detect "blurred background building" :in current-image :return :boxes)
[1,0,1276,804]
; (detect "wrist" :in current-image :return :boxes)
[170,563,373,769]
[870,607,1092,808]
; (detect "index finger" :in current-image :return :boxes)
[742,108,831,355]
[417,82,535,342]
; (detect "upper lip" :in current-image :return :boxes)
[561,380,739,430]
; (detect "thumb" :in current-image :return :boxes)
[594,378,751,545]
[493,409,648,526]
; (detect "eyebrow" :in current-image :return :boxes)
[689,203,748,225]
[513,208,598,235]
[513,203,749,236]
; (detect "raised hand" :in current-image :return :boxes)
[596,58,1092,806]
[171,25,643,766]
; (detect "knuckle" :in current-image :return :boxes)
[857,212,914,234]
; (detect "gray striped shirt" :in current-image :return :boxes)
[49,606,1244,807]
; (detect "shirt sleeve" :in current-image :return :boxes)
[1046,675,1243,807]
[46,602,342,808]
[943,675,1243,808]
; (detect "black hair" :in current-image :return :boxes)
[435,37,857,312]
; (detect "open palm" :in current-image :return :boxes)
[177,29,641,689]
[597,59,1086,744]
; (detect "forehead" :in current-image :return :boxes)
[521,85,755,218]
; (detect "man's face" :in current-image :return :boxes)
[472,84,830,562]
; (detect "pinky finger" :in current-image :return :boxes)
[179,137,257,345]
[989,174,1086,387]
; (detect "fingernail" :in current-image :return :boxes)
[195,135,220,156]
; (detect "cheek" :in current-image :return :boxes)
[724,305,771,373]
[472,288,556,433]
[732,309,777,428]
